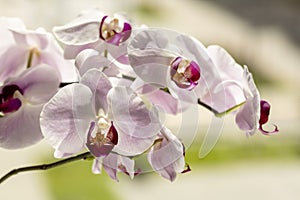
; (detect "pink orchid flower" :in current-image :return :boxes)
[201,45,278,135]
[234,67,279,136]
[148,127,188,182]
[128,28,204,104]
[0,64,60,149]
[53,9,132,60]
[0,17,78,84]
[40,69,162,158]
[127,28,245,114]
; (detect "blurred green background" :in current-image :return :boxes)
[1,0,300,199]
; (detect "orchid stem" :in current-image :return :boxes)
[104,49,108,58]
[197,99,219,115]
[0,151,93,184]
[59,82,79,88]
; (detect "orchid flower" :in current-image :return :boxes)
[234,67,279,136]
[40,68,162,158]
[53,9,132,60]
[196,45,246,114]
[203,45,278,135]
[148,127,189,182]
[0,17,78,84]
[0,64,60,149]
[0,17,26,85]
[127,28,205,104]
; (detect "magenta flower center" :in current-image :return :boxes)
[86,113,118,157]
[259,100,270,125]
[170,57,201,90]
[0,84,23,115]
[99,16,132,45]
[258,100,279,135]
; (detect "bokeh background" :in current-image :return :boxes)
[1,0,300,199]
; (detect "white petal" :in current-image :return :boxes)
[8,64,60,104]
[53,21,100,45]
[0,104,43,149]
[40,84,94,156]
[80,69,112,113]
[108,86,161,139]
[235,67,260,135]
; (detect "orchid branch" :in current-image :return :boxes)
[59,82,79,88]
[0,151,93,184]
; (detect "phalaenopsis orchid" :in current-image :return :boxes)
[0,8,278,184]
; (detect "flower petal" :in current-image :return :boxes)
[199,45,246,113]
[0,46,28,84]
[0,103,43,149]
[235,67,260,136]
[80,69,112,113]
[37,48,79,83]
[108,86,161,155]
[40,83,94,156]
[75,49,119,76]
[7,64,60,104]
[53,21,100,46]
[102,153,135,181]
[148,127,185,181]
[108,86,161,138]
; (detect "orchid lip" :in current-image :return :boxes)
[259,100,279,135]
[86,121,118,158]
[170,56,200,90]
[99,15,132,45]
[0,84,23,114]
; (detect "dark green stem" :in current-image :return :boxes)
[59,82,79,88]
[0,152,93,184]
[197,99,219,115]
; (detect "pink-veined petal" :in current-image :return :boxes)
[198,45,246,113]
[7,64,60,104]
[148,127,185,181]
[0,103,43,149]
[128,50,173,87]
[0,46,28,84]
[0,17,26,48]
[75,49,119,76]
[145,88,179,115]
[40,84,94,156]
[53,21,100,46]
[107,86,161,156]
[113,131,156,156]
[235,67,260,136]
[63,41,99,59]
[108,86,161,138]
[37,49,79,83]
[102,153,119,181]
[80,69,112,113]
[102,153,135,181]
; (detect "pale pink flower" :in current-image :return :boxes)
[0,64,60,149]
[148,127,188,182]
[0,17,78,84]
[40,69,162,158]
[53,9,132,60]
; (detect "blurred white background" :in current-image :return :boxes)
[1,0,300,199]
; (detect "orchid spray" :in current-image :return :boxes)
[0,9,278,184]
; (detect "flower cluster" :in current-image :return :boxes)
[0,9,278,182]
